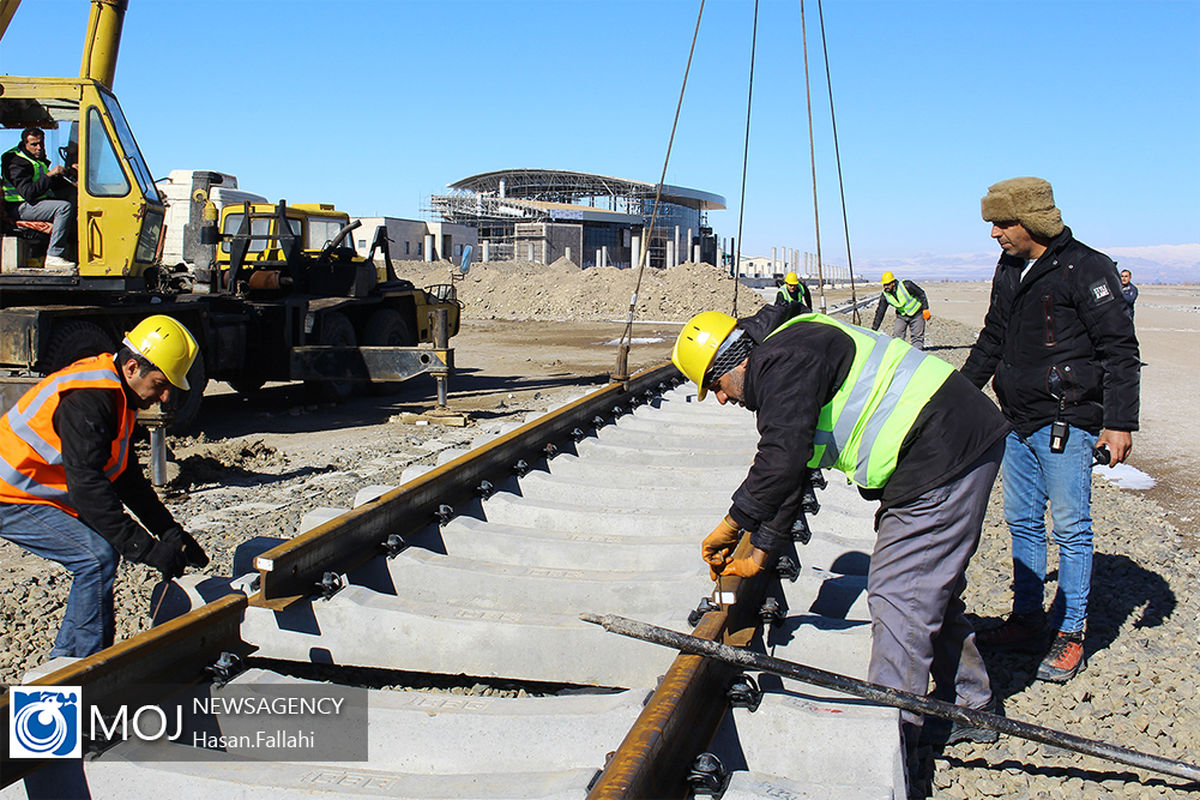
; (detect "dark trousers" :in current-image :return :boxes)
[866,439,1003,725]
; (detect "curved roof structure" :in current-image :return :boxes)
[448,168,725,212]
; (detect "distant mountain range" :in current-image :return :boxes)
[866,243,1200,284]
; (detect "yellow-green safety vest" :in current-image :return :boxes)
[766,312,955,488]
[2,146,51,204]
[776,286,800,303]
[883,280,923,317]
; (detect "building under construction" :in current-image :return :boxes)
[428,169,725,268]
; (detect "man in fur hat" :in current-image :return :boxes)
[963,177,1140,683]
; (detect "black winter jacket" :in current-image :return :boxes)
[960,227,1140,436]
[55,385,178,561]
[729,305,1009,551]
[2,147,67,210]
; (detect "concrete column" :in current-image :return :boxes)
[692,243,701,264]
[771,247,777,275]
[595,248,602,268]
[565,246,572,263]
[686,228,693,263]
[666,240,675,269]
[424,234,435,262]
[673,226,680,267]
[527,243,535,262]
[631,234,640,269]
[481,241,490,262]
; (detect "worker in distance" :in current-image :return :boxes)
[672,300,1009,747]
[871,272,931,350]
[0,315,208,658]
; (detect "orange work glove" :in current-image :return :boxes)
[721,546,770,579]
[922,309,932,320]
[701,516,740,580]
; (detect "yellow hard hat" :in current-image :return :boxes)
[881,271,896,285]
[672,311,737,401]
[122,315,199,390]
[784,272,800,286]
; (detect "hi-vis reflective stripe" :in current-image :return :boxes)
[852,345,928,485]
[4,367,123,468]
[830,330,891,462]
[0,460,68,501]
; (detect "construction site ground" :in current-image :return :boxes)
[1,271,1197,799]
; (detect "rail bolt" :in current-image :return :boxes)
[611,404,624,417]
[801,488,821,516]
[759,596,786,627]
[570,427,586,443]
[809,467,827,490]
[316,571,344,599]
[688,597,720,627]
[476,480,495,498]
[727,674,762,712]
[775,556,800,583]
[206,651,244,685]
[381,534,407,558]
[687,752,730,796]
[591,415,605,429]
[435,504,456,526]
[543,442,559,459]
[512,459,530,477]
[791,514,812,544]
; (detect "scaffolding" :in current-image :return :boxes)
[426,169,725,268]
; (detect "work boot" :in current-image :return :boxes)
[975,609,1046,651]
[1036,631,1086,683]
[946,706,1001,745]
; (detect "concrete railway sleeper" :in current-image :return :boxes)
[2,364,914,798]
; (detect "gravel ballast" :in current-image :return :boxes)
[0,267,1193,797]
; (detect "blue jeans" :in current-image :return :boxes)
[0,503,119,657]
[1001,425,1095,634]
[14,199,75,259]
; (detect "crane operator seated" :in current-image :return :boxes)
[2,127,78,269]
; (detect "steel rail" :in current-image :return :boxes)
[587,613,1200,787]
[4,365,749,796]
[253,363,681,601]
[1,594,248,788]
[587,539,769,798]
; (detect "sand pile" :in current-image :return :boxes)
[391,260,765,322]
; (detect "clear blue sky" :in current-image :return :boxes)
[4,0,1197,266]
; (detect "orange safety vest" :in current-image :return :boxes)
[0,354,135,516]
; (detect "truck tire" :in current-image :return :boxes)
[363,307,416,395]
[41,320,116,373]
[306,311,357,404]
[166,348,207,434]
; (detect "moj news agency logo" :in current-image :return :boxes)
[9,686,82,759]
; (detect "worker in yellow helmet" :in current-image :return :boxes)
[775,272,812,312]
[672,302,1009,748]
[0,315,207,658]
[872,271,931,350]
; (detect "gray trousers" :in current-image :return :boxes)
[15,199,75,258]
[893,313,925,350]
[867,438,1003,725]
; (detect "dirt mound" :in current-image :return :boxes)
[390,260,764,322]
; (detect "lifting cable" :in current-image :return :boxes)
[799,0,827,314]
[613,0,706,382]
[731,0,761,319]
[816,0,860,323]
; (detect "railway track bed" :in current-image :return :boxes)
[2,365,904,799]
